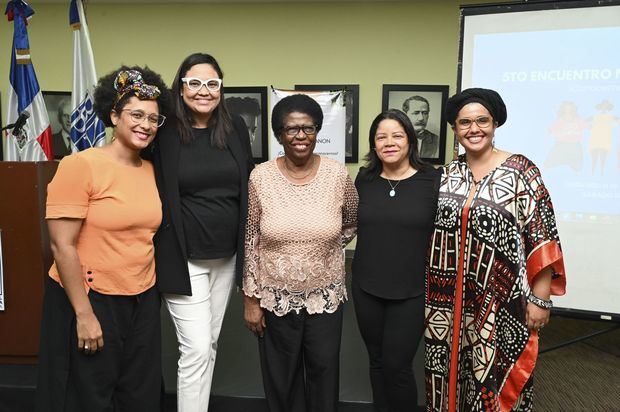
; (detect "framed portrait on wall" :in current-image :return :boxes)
[382,84,449,165]
[42,91,72,160]
[223,86,268,163]
[295,84,359,163]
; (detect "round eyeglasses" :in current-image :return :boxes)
[181,77,222,92]
[121,109,166,127]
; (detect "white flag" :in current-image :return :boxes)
[69,0,105,151]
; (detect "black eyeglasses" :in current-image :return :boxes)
[282,125,318,137]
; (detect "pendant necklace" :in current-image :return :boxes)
[387,179,401,197]
[384,167,413,197]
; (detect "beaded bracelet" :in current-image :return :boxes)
[528,293,553,309]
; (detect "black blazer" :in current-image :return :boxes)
[144,116,254,295]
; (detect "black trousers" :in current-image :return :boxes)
[352,282,425,412]
[36,278,161,412]
[258,305,344,412]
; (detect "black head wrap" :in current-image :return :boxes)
[445,88,507,127]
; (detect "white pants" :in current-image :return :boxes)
[164,255,236,412]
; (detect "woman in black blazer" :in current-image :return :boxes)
[145,53,254,412]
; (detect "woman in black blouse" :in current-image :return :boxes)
[144,53,253,412]
[352,109,440,412]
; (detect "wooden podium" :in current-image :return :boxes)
[0,162,58,363]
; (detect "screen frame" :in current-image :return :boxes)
[457,0,620,321]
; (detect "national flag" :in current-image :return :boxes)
[3,1,53,161]
[69,0,105,151]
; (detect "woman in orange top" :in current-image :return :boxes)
[35,66,171,412]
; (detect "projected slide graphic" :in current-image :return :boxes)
[461,4,620,317]
[470,27,620,217]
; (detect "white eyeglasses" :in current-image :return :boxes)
[181,77,222,92]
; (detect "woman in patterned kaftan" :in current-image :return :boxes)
[425,88,566,412]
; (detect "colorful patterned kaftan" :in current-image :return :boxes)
[425,154,566,412]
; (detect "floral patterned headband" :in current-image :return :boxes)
[113,69,161,105]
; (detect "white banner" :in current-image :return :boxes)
[269,89,346,163]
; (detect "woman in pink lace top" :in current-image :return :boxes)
[242,94,358,412]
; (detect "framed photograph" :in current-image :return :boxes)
[42,91,72,160]
[382,84,449,165]
[223,86,268,163]
[295,84,359,163]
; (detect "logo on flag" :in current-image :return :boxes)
[71,91,105,150]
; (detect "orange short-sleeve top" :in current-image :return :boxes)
[46,148,162,296]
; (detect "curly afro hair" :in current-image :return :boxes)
[93,65,172,128]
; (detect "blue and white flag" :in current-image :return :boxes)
[4,1,53,161]
[69,0,105,151]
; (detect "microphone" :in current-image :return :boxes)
[11,110,31,136]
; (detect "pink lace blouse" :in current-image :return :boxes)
[242,157,358,316]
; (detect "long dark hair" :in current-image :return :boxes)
[359,109,427,180]
[171,53,233,147]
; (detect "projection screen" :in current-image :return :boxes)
[459,0,620,320]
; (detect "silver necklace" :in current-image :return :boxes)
[387,179,402,197]
[384,167,413,197]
